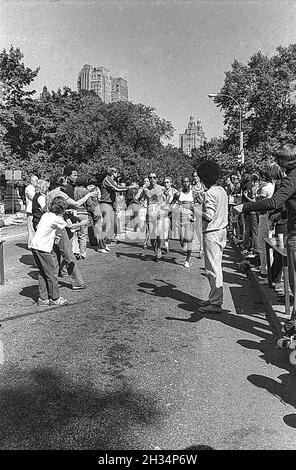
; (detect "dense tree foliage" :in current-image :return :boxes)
[0,46,194,187]
[193,44,296,176]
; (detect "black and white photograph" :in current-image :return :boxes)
[1,0,296,457]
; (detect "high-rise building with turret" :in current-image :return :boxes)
[77,64,128,103]
[179,116,206,156]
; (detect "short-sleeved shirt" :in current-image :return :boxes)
[31,212,67,253]
[202,185,228,233]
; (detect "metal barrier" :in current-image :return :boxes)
[0,240,5,285]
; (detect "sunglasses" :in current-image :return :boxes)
[149,175,157,179]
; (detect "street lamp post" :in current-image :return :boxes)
[208,93,244,165]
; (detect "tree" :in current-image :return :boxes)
[0,46,39,105]
[214,44,296,152]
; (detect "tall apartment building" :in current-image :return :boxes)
[179,116,206,156]
[77,64,128,103]
[111,77,128,102]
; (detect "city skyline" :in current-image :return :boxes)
[1,1,296,147]
[77,64,128,103]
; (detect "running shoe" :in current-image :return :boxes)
[97,249,108,254]
[49,297,68,306]
[163,241,169,253]
[156,248,162,260]
[183,260,190,268]
[199,300,211,307]
[38,298,49,307]
[199,304,223,314]
[72,284,87,291]
[105,245,111,252]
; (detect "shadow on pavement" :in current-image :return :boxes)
[19,254,35,267]
[15,243,31,251]
[116,251,178,265]
[137,253,296,432]
[0,366,165,449]
[19,284,38,301]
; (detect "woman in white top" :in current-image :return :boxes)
[172,176,195,268]
[256,167,275,275]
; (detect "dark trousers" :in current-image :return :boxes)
[32,249,60,301]
[54,229,84,287]
[286,233,296,318]
[271,224,287,283]
[243,212,258,251]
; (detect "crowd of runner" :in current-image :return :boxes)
[15,160,226,312]
[2,142,296,329]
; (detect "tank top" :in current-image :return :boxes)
[179,189,194,203]
[32,193,46,230]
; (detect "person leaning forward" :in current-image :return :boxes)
[47,176,98,290]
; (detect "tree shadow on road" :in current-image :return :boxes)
[0,366,165,449]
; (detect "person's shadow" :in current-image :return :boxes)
[15,243,30,252]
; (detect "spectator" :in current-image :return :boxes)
[256,167,275,276]
[32,179,50,231]
[234,143,296,334]
[74,175,92,260]
[268,163,287,291]
[31,196,88,307]
[63,165,78,199]
[86,180,102,249]
[47,175,97,290]
[197,160,228,314]
[99,167,134,254]
[191,170,205,258]
[25,174,38,248]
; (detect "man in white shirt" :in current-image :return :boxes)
[25,174,38,248]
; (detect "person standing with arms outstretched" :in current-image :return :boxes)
[99,167,136,253]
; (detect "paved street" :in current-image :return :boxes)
[1,232,296,450]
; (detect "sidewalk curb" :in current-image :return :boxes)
[230,240,283,339]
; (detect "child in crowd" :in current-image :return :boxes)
[197,160,228,314]
[31,196,88,307]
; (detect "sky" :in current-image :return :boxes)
[1,0,296,147]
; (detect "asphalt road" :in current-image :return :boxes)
[1,231,296,450]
